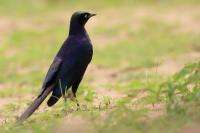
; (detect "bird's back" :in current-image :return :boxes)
[60,35,92,74]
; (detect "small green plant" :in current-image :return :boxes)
[160,61,200,114]
[103,96,111,107]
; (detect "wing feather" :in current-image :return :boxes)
[39,57,62,95]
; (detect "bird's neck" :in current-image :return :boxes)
[69,23,87,36]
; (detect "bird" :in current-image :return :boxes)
[17,11,96,121]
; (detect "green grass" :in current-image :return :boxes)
[94,20,199,68]
[0,0,200,17]
[0,0,200,133]
[91,61,200,133]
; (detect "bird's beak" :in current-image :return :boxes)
[89,13,96,18]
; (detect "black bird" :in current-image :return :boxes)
[18,11,95,121]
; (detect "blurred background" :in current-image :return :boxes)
[0,0,200,133]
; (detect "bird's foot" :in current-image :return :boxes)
[76,106,80,111]
[63,95,68,103]
[75,101,80,111]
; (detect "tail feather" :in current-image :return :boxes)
[47,95,60,107]
[17,84,54,121]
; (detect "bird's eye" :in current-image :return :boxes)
[84,14,88,18]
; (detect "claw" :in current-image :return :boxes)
[72,93,80,110]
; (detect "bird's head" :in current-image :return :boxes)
[70,11,96,27]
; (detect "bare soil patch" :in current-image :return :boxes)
[181,123,200,133]
[55,115,94,133]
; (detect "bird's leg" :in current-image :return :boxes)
[63,88,70,103]
[59,79,68,103]
[63,91,67,103]
[72,93,80,110]
[72,80,81,110]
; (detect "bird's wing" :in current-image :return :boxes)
[40,57,63,95]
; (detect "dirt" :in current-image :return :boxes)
[181,123,200,133]
[0,94,34,124]
[155,52,200,75]
[122,52,200,76]
[0,94,33,110]
[0,97,17,110]
[0,5,199,131]
[1,5,199,50]
[88,5,200,49]
[87,65,126,106]
[0,97,19,123]
[54,115,94,133]
[146,103,165,119]
[3,48,18,58]
[152,60,184,75]
[160,7,200,33]
[133,6,200,33]
[87,51,200,107]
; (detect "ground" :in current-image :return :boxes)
[0,0,200,133]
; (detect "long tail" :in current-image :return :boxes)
[17,84,54,121]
